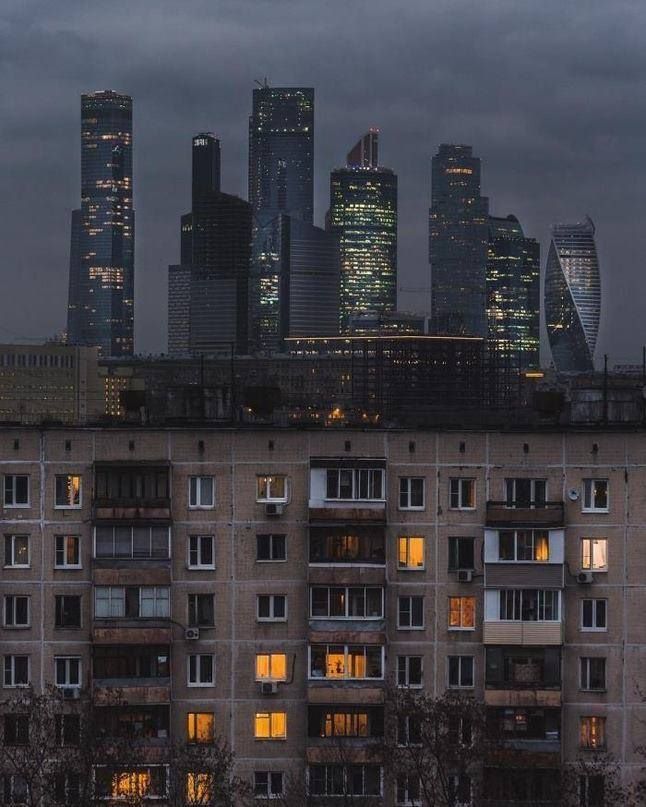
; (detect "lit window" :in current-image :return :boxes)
[499,530,549,562]
[254,771,284,798]
[398,536,425,569]
[309,645,383,680]
[257,595,287,622]
[398,596,424,629]
[55,656,81,687]
[4,535,29,568]
[256,654,287,681]
[581,538,608,571]
[399,477,424,509]
[3,595,30,628]
[256,475,288,502]
[580,658,606,691]
[3,655,29,687]
[188,535,214,569]
[254,712,286,739]
[582,479,608,512]
[189,476,215,509]
[187,712,214,743]
[110,771,152,799]
[448,655,474,688]
[581,599,607,631]
[448,537,475,571]
[397,656,423,688]
[448,596,475,630]
[55,475,82,508]
[449,478,475,510]
[3,475,29,507]
[187,772,212,803]
[55,535,80,568]
[256,534,286,561]
[580,716,606,750]
[188,654,214,687]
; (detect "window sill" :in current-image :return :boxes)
[4,504,30,509]
[256,559,287,563]
[397,566,426,572]
[448,627,476,632]
[188,505,215,511]
[581,509,609,514]
[187,565,216,571]
[187,682,215,688]
[398,506,426,512]
[54,565,82,571]
[257,619,288,624]
[3,625,31,630]
[3,565,30,570]
[397,625,425,631]
[54,506,82,511]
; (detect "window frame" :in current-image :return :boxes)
[186,711,215,744]
[93,586,169,620]
[256,533,286,562]
[187,653,215,688]
[4,534,30,568]
[188,476,215,509]
[54,656,81,688]
[256,475,289,503]
[3,474,30,508]
[397,655,423,688]
[308,644,385,681]
[498,530,550,563]
[449,478,476,510]
[256,594,287,622]
[309,586,384,620]
[3,655,29,688]
[55,534,81,569]
[397,535,425,570]
[55,594,82,628]
[94,526,170,560]
[187,534,215,570]
[188,593,215,627]
[398,477,425,510]
[497,589,560,622]
[580,538,608,572]
[254,771,284,799]
[580,657,607,692]
[254,711,287,740]
[325,468,385,502]
[448,655,474,689]
[504,478,547,509]
[255,653,288,682]
[54,474,82,509]
[3,595,30,628]
[580,716,606,750]
[448,536,476,571]
[397,595,425,630]
[581,599,607,632]
[582,479,609,513]
[448,596,476,630]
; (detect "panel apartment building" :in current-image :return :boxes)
[1,425,645,803]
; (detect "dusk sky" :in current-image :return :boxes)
[2,0,645,365]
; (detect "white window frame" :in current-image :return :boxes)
[580,657,606,692]
[449,478,476,510]
[256,475,289,503]
[447,655,474,689]
[255,654,288,682]
[497,589,561,622]
[54,656,81,688]
[4,534,30,568]
[187,653,215,687]
[188,476,215,509]
[396,774,421,806]
[3,655,29,687]
[254,771,284,799]
[582,479,609,513]
[399,477,425,510]
[257,594,287,622]
[256,533,286,562]
[448,596,476,630]
[3,594,30,628]
[3,474,29,508]
[581,599,607,632]
[55,534,81,569]
[397,655,423,688]
[188,535,215,569]
[397,596,424,630]
[325,468,385,502]
[309,586,384,620]
[581,538,608,571]
[504,478,547,508]
[397,535,425,570]
[254,711,287,740]
[308,644,385,680]
[54,474,82,509]
[498,530,550,563]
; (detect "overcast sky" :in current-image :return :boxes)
[2,0,645,365]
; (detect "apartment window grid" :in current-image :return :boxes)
[581,599,607,631]
[580,657,606,691]
[188,654,214,687]
[3,655,29,687]
[257,594,287,622]
[448,655,474,688]
[3,595,30,628]
[55,657,81,688]
[397,655,423,688]
[582,479,609,513]
[3,474,29,507]
[308,765,382,797]
[55,474,82,508]
[188,535,214,569]
[55,534,80,568]
[399,477,425,509]
[256,533,286,561]
[398,595,424,629]
[449,478,476,510]
[188,476,215,509]
[4,535,29,568]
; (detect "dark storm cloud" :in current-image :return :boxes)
[2,0,646,363]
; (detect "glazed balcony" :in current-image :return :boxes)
[309,461,386,522]
[93,462,171,523]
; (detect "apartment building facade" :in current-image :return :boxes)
[1,425,645,803]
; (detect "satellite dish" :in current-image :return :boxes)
[568,488,579,501]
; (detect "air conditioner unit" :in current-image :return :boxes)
[185,627,200,640]
[265,502,284,516]
[62,687,80,699]
[577,571,594,584]
[260,681,279,695]
[457,569,473,583]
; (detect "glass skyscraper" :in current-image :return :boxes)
[429,144,489,337]
[67,91,134,356]
[545,217,601,373]
[328,130,397,333]
[487,215,540,370]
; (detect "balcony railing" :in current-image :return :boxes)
[486,502,564,528]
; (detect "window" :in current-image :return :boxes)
[580,658,606,691]
[448,774,472,806]
[449,478,475,510]
[3,656,29,687]
[4,595,29,627]
[3,775,28,804]
[256,534,286,561]
[579,774,605,807]
[257,595,287,622]
[187,712,214,744]
[309,526,385,565]
[4,535,29,568]
[187,773,212,804]
[498,590,560,622]
[188,535,214,569]
[256,475,288,502]
[95,526,169,559]
[93,646,169,680]
[448,655,474,688]
[581,538,608,571]
[254,771,284,799]
[499,530,550,562]
[580,716,606,750]
[309,644,384,680]
[255,712,286,739]
[188,593,214,627]
[54,773,81,805]
[189,476,214,509]
[310,586,383,619]
[55,714,80,746]
[583,479,608,512]
[4,475,29,507]
[308,707,380,738]
[95,767,167,800]
[308,765,381,797]
[448,596,475,629]
[4,714,28,745]
[55,534,80,568]
[397,656,423,688]
[256,654,287,681]
[398,596,424,629]
[397,715,422,745]
[505,478,546,508]
[447,539,475,576]
[582,599,607,631]
[94,587,169,619]
[399,477,424,509]
[188,654,214,687]
[55,657,81,687]
[398,536,425,569]
[55,475,82,508]
[55,595,81,627]
[325,468,384,501]
[396,775,421,805]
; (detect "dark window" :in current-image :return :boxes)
[4,715,28,745]
[188,594,214,627]
[257,534,286,561]
[55,595,81,628]
[55,714,80,746]
[448,537,475,570]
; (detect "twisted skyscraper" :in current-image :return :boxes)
[545,217,601,373]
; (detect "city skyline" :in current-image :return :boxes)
[3,1,646,365]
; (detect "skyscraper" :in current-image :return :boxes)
[545,217,601,373]
[248,85,314,223]
[67,91,134,356]
[429,144,489,337]
[487,215,540,370]
[328,130,397,332]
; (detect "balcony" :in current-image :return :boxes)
[485,648,560,706]
[309,461,386,522]
[486,502,564,529]
[93,680,171,705]
[488,707,560,755]
[483,622,562,646]
[309,526,386,566]
[93,462,171,523]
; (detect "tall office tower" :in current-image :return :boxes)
[67,91,134,356]
[429,144,489,337]
[545,217,601,373]
[249,215,339,353]
[167,264,191,355]
[248,84,314,223]
[487,215,540,370]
